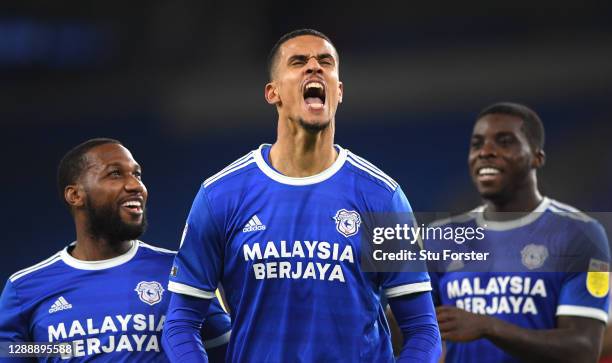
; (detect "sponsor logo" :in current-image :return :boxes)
[587,258,610,298]
[49,296,73,314]
[243,215,266,233]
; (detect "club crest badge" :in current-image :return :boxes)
[135,281,164,306]
[520,244,548,270]
[333,209,361,237]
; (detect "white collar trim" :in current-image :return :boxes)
[60,240,139,270]
[475,197,550,231]
[254,143,347,186]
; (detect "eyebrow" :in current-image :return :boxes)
[103,162,141,170]
[287,53,335,64]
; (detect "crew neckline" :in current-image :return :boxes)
[475,197,550,231]
[60,240,139,270]
[254,143,347,186]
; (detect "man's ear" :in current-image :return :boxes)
[338,81,343,104]
[265,82,280,105]
[65,184,85,208]
[532,149,546,169]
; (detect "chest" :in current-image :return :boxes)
[29,271,169,344]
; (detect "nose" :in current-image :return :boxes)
[478,140,497,158]
[305,56,323,75]
[125,175,146,194]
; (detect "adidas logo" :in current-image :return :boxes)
[49,296,72,314]
[243,215,266,233]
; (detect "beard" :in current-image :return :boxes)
[297,117,331,133]
[85,198,147,243]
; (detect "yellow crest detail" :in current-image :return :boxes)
[586,272,609,298]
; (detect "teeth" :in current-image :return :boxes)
[305,82,323,89]
[479,167,500,175]
[122,201,142,207]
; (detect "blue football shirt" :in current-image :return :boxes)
[0,240,231,362]
[168,144,432,362]
[428,198,610,363]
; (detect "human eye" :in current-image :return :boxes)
[319,57,333,66]
[470,137,482,149]
[108,169,122,178]
[497,134,515,146]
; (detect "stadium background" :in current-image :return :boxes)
[1,1,611,287]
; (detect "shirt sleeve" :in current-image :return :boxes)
[0,280,35,363]
[168,185,225,299]
[379,187,432,299]
[388,292,442,363]
[201,296,231,349]
[557,221,610,323]
[0,280,29,342]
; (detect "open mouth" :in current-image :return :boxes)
[121,199,144,215]
[476,167,502,181]
[303,81,326,110]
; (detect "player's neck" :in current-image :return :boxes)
[271,118,337,177]
[483,188,543,221]
[72,226,133,261]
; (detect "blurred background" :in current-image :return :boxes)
[1,1,611,284]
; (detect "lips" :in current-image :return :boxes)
[475,166,502,182]
[303,80,326,110]
[120,197,144,215]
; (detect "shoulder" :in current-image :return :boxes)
[545,199,607,245]
[202,149,259,190]
[429,208,479,228]
[546,199,597,224]
[343,149,399,195]
[137,240,177,256]
[8,250,64,284]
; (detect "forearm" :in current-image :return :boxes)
[388,292,442,363]
[601,325,612,357]
[484,317,599,363]
[162,292,211,363]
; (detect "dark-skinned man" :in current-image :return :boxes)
[0,138,231,362]
[427,103,610,363]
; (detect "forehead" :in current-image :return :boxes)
[278,35,338,62]
[84,143,137,170]
[473,113,525,137]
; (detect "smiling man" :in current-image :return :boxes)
[427,103,610,362]
[0,138,230,362]
[162,29,441,362]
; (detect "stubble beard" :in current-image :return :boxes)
[84,197,147,244]
[297,117,331,133]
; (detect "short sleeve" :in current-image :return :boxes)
[428,272,441,306]
[557,221,610,323]
[379,187,432,299]
[169,186,225,299]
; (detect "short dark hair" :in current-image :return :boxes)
[57,138,122,205]
[267,28,337,80]
[477,102,545,150]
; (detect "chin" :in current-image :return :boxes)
[298,117,330,132]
